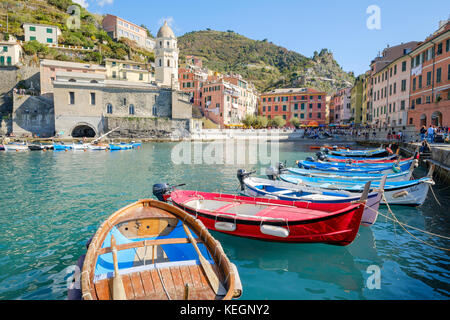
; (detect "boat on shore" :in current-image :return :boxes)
[69,199,242,300]
[238,171,384,227]
[153,184,369,245]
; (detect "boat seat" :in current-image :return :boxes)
[272,189,294,195]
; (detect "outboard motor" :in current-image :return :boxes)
[152,183,171,202]
[277,162,286,172]
[316,151,326,161]
[265,167,279,181]
[237,169,255,191]
[305,156,315,162]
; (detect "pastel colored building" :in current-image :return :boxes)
[260,88,327,126]
[40,59,106,97]
[102,14,155,50]
[0,36,23,66]
[333,88,351,124]
[23,23,61,45]
[350,75,365,125]
[369,41,418,128]
[104,58,154,83]
[408,20,450,128]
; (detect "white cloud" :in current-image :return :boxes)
[98,0,114,6]
[158,16,175,27]
[73,0,89,7]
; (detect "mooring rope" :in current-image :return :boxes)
[429,185,442,206]
[379,193,450,251]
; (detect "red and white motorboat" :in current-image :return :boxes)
[153,184,369,246]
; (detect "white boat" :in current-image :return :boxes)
[3,142,29,151]
[72,143,89,151]
[237,171,386,227]
[87,143,108,151]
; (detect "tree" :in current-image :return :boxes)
[290,117,301,129]
[22,40,49,55]
[269,116,286,128]
[242,114,257,128]
[255,116,269,128]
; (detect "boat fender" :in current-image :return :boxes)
[387,147,393,154]
[392,190,408,198]
[215,221,237,232]
[260,224,289,238]
[392,164,401,173]
[152,183,171,202]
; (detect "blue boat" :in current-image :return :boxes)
[283,164,415,181]
[299,159,413,171]
[109,143,133,150]
[329,147,390,158]
[280,165,435,206]
[53,143,73,151]
[297,159,412,174]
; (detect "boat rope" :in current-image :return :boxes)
[429,185,442,206]
[377,193,450,252]
[362,200,450,241]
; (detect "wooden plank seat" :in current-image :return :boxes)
[94,263,219,300]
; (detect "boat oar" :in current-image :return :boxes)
[182,224,226,296]
[111,235,127,300]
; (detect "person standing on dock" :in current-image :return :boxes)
[427,125,435,143]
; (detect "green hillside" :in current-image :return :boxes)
[178,30,355,93]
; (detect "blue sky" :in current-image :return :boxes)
[80,0,449,76]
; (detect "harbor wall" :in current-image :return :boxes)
[12,93,54,137]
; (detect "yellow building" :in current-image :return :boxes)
[350,75,365,125]
[105,58,154,83]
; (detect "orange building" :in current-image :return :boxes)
[259,88,327,126]
[408,20,450,128]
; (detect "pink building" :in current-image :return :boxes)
[39,59,106,97]
[333,88,351,124]
[102,14,155,50]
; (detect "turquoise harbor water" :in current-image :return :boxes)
[0,141,449,300]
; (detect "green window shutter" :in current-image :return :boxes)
[47,38,53,43]
[0,56,4,65]
[30,36,36,41]
[30,26,36,31]
[47,28,53,33]
[6,56,11,65]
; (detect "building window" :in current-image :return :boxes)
[112,71,116,79]
[309,113,312,118]
[122,98,127,106]
[129,104,135,115]
[90,93,96,105]
[418,75,422,89]
[152,105,157,116]
[123,72,127,79]
[69,92,75,105]
[46,28,53,33]
[437,43,443,55]
[301,103,305,110]
[294,104,298,110]
[29,26,36,31]
[402,61,406,72]
[427,71,432,86]
[46,38,53,43]
[436,68,442,83]
[30,36,36,41]
[107,104,113,114]
[401,79,406,92]
[412,78,416,91]
[2,46,7,52]
[282,105,286,111]
[139,73,143,81]
[300,114,305,119]
[401,100,405,110]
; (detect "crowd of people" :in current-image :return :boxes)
[419,125,449,143]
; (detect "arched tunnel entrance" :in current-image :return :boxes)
[71,124,96,138]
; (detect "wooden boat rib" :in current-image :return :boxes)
[81,199,242,300]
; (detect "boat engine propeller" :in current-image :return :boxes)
[266,162,286,180]
[237,169,256,191]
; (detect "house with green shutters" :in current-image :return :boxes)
[23,23,61,45]
[0,36,23,67]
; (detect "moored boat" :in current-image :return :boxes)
[3,141,28,151]
[53,143,73,151]
[109,143,133,150]
[70,199,242,300]
[153,184,369,245]
[237,171,385,227]
[297,159,413,174]
[329,147,391,158]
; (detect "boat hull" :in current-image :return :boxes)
[169,191,365,246]
[3,144,28,151]
[286,167,412,181]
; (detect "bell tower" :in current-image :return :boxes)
[155,21,179,88]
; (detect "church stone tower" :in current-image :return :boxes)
[155,21,179,88]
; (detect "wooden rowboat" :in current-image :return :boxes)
[77,199,242,300]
